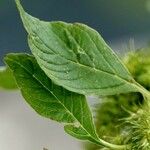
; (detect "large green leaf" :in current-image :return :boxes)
[0,66,17,90]
[5,53,100,144]
[15,0,139,96]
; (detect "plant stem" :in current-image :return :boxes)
[93,138,129,150]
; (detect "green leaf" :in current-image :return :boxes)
[4,53,100,144]
[15,0,139,96]
[0,66,17,90]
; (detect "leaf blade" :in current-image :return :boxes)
[5,53,99,142]
[16,0,138,96]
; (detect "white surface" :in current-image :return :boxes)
[0,91,81,150]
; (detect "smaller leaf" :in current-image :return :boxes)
[0,66,17,90]
[5,53,102,145]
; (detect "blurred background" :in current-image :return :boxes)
[1,0,150,149]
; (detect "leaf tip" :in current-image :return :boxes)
[4,53,19,68]
[4,54,13,67]
[15,0,25,16]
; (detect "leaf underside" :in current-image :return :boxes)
[15,0,138,96]
[5,53,99,143]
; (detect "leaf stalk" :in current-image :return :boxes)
[93,138,130,150]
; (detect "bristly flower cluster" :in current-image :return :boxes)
[86,49,150,150]
[125,101,150,150]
